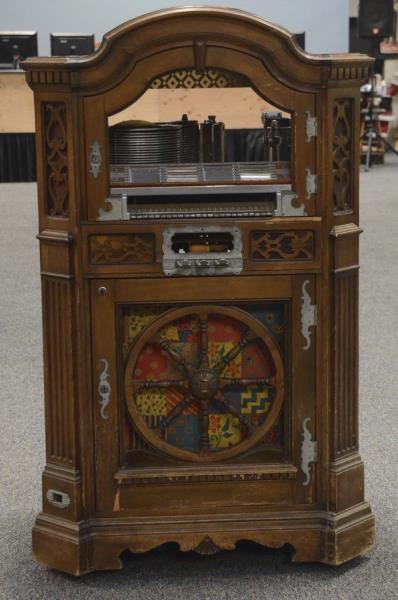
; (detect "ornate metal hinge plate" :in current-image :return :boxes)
[301,280,317,350]
[98,194,129,221]
[301,417,317,486]
[276,191,307,216]
[305,111,317,143]
[98,358,111,420]
[305,168,317,199]
[89,140,102,179]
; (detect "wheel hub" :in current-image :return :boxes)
[189,368,219,400]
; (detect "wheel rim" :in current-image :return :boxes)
[124,305,284,462]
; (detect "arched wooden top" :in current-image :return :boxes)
[23,6,373,93]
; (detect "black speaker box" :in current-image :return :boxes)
[358,0,394,38]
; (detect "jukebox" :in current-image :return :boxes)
[23,7,375,575]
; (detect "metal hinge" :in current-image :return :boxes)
[89,140,102,179]
[301,417,317,486]
[301,280,317,350]
[305,168,317,199]
[305,111,317,143]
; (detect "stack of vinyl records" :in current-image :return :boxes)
[109,120,183,165]
[170,115,200,163]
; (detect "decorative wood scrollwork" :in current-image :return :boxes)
[250,230,314,261]
[194,536,222,556]
[89,234,155,265]
[43,102,69,218]
[333,99,353,212]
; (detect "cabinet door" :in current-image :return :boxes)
[90,275,317,516]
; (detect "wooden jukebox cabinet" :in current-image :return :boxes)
[24,7,375,574]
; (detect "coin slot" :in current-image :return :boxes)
[46,489,71,508]
[171,232,234,254]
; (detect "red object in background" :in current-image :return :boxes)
[388,83,398,96]
[380,40,398,55]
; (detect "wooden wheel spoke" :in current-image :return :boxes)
[213,331,256,374]
[220,376,274,387]
[158,393,195,431]
[198,314,209,369]
[199,400,210,452]
[214,394,254,433]
[133,379,187,389]
[158,337,195,375]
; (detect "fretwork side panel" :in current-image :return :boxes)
[332,270,358,457]
[42,102,69,218]
[329,224,364,513]
[332,98,354,214]
[42,276,77,464]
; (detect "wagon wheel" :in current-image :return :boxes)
[125,305,284,462]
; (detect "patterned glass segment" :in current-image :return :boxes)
[150,68,250,89]
[123,304,285,461]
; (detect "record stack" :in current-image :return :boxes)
[109,121,183,165]
[170,114,200,163]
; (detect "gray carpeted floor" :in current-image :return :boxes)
[1,158,397,599]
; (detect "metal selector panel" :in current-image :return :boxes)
[162,225,243,276]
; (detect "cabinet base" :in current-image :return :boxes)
[32,503,375,576]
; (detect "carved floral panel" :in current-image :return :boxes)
[43,102,69,218]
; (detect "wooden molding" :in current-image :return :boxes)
[332,270,359,458]
[22,7,373,93]
[42,277,78,466]
[193,40,207,73]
